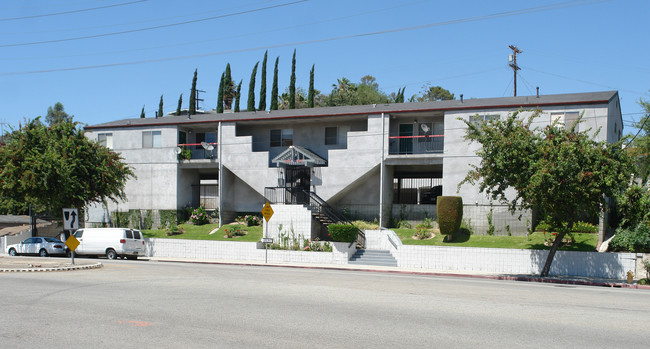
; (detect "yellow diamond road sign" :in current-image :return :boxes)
[65,235,80,252]
[261,202,274,222]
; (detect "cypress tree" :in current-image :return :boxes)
[271,57,279,110]
[223,64,234,110]
[189,69,197,115]
[217,72,224,114]
[176,93,182,116]
[259,50,268,111]
[308,64,315,108]
[234,80,242,112]
[140,105,145,118]
[158,95,163,118]
[289,49,296,109]
[248,62,259,111]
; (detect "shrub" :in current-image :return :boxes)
[486,208,495,236]
[328,224,359,243]
[352,220,380,230]
[571,221,598,234]
[414,224,432,240]
[437,196,463,240]
[609,222,650,252]
[190,206,209,225]
[244,215,261,227]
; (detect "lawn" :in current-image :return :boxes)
[142,223,263,242]
[393,229,598,251]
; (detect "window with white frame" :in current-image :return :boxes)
[98,133,113,149]
[324,127,338,145]
[270,129,293,147]
[142,130,162,148]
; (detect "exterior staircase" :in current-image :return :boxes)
[348,249,397,267]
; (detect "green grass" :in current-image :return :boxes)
[393,229,598,251]
[142,223,262,242]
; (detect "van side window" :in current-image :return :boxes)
[126,230,133,239]
[74,230,83,238]
[133,231,142,239]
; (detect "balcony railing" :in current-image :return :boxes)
[388,135,443,155]
[177,143,218,160]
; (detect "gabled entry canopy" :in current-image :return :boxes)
[272,145,326,167]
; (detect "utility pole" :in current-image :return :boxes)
[508,45,522,97]
[195,89,205,111]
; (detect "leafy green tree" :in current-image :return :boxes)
[289,49,296,109]
[326,76,389,106]
[629,97,650,184]
[248,62,259,111]
[45,102,73,125]
[271,57,279,110]
[223,64,235,110]
[0,118,134,215]
[189,69,198,115]
[415,85,455,102]
[234,80,242,112]
[140,106,145,118]
[158,95,163,118]
[308,64,315,108]
[393,87,406,103]
[459,110,632,276]
[217,73,224,113]
[176,93,182,116]
[259,50,268,111]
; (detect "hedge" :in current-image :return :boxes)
[328,224,359,243]
[437,196,463,237]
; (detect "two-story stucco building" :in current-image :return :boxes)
[84,90,623,240]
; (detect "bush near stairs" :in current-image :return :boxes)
[328,224,359,243]
[437,196,463,240]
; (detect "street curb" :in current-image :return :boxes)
[155,259,650,289]
[0,262,103,273]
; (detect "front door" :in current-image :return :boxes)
[285,166,310,204]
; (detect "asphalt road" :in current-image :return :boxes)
[1,259,649,348]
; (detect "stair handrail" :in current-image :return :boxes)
[300,189,366,248]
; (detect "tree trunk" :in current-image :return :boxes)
[540,230,567,277]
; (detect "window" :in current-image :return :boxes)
[470,114,500,125]
[98,133,113,149]
[126,230,133,239]
[270,129,293,147]
[325,127,338,145]
[142,131,162,148]
[551,112,580,131]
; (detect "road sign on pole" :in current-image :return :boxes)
[261,202,274,222]
[62,208,79,230]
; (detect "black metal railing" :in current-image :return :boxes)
[264,187,365,248]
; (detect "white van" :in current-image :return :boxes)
[72,228,145,260]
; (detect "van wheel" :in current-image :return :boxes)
[106,249,118,260]
[39,249,49,257]
[8,248,17,256]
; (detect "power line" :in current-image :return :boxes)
[0,0,148,21]
[0,0,610,76]
[0,0,308,48]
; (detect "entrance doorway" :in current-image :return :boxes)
[285,166,310,204]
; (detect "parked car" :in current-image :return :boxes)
[7,237,67,257]
[72,228,145,260]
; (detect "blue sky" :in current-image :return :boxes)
[1,0,648,135]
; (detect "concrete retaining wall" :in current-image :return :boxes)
[146,238,353,265]
[141,233,637,279]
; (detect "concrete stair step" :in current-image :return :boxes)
[348,249,397,267]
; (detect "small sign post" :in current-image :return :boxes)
[65,235,80,265]
[62,208,79,265]
[261,202,274,264]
